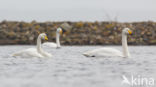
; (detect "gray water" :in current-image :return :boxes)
[0,46,156,87]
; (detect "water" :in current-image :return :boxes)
[0,46,156,87]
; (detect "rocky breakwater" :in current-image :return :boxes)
[0,20,155,45]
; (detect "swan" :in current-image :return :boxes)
[83,28,132,58]
[42,28,63,48]
[12,33,52,58]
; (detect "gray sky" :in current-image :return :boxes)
[0,0,155,22]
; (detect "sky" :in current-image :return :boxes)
[0,0,155,22]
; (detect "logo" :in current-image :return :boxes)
[122,75,155,87]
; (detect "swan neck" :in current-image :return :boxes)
[56,32,61,48]
[37,35,49,57]
[122,33,129,57]
[37,36,43,53]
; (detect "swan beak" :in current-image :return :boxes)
[45,36,48,40]
[60,29,63,34]
[128,30,132,35]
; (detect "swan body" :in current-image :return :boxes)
[42,42,57,48]
[83,28,132,58]
[42,28,62,48]
[13,48,43,58]
[12,33,52,58]
[83,48,123,57]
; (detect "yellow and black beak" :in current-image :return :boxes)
[128,30,132,35]
[45,36,48,40]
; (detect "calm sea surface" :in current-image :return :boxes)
[0,46,156,87]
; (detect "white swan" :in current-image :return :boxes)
[83,28,132,58]
[42,28,63,48]
[12,33,52,58]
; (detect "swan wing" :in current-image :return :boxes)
[42,42,57,48]
[12,48,43,58]
[83,48,123,57]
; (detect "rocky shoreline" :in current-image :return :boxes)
[0,20,155,45]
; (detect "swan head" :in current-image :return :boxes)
[39,33,48,40]
[122,28,132,35]
[57,27,67,36]
[57,28,63,35]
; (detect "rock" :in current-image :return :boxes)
[0,20,155,45]
[60,23,72,31]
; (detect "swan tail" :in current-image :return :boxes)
[12,53,20,57]
[83,52,87,56]
[83,52,91,57]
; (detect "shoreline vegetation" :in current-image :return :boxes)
[0,20,155,45]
